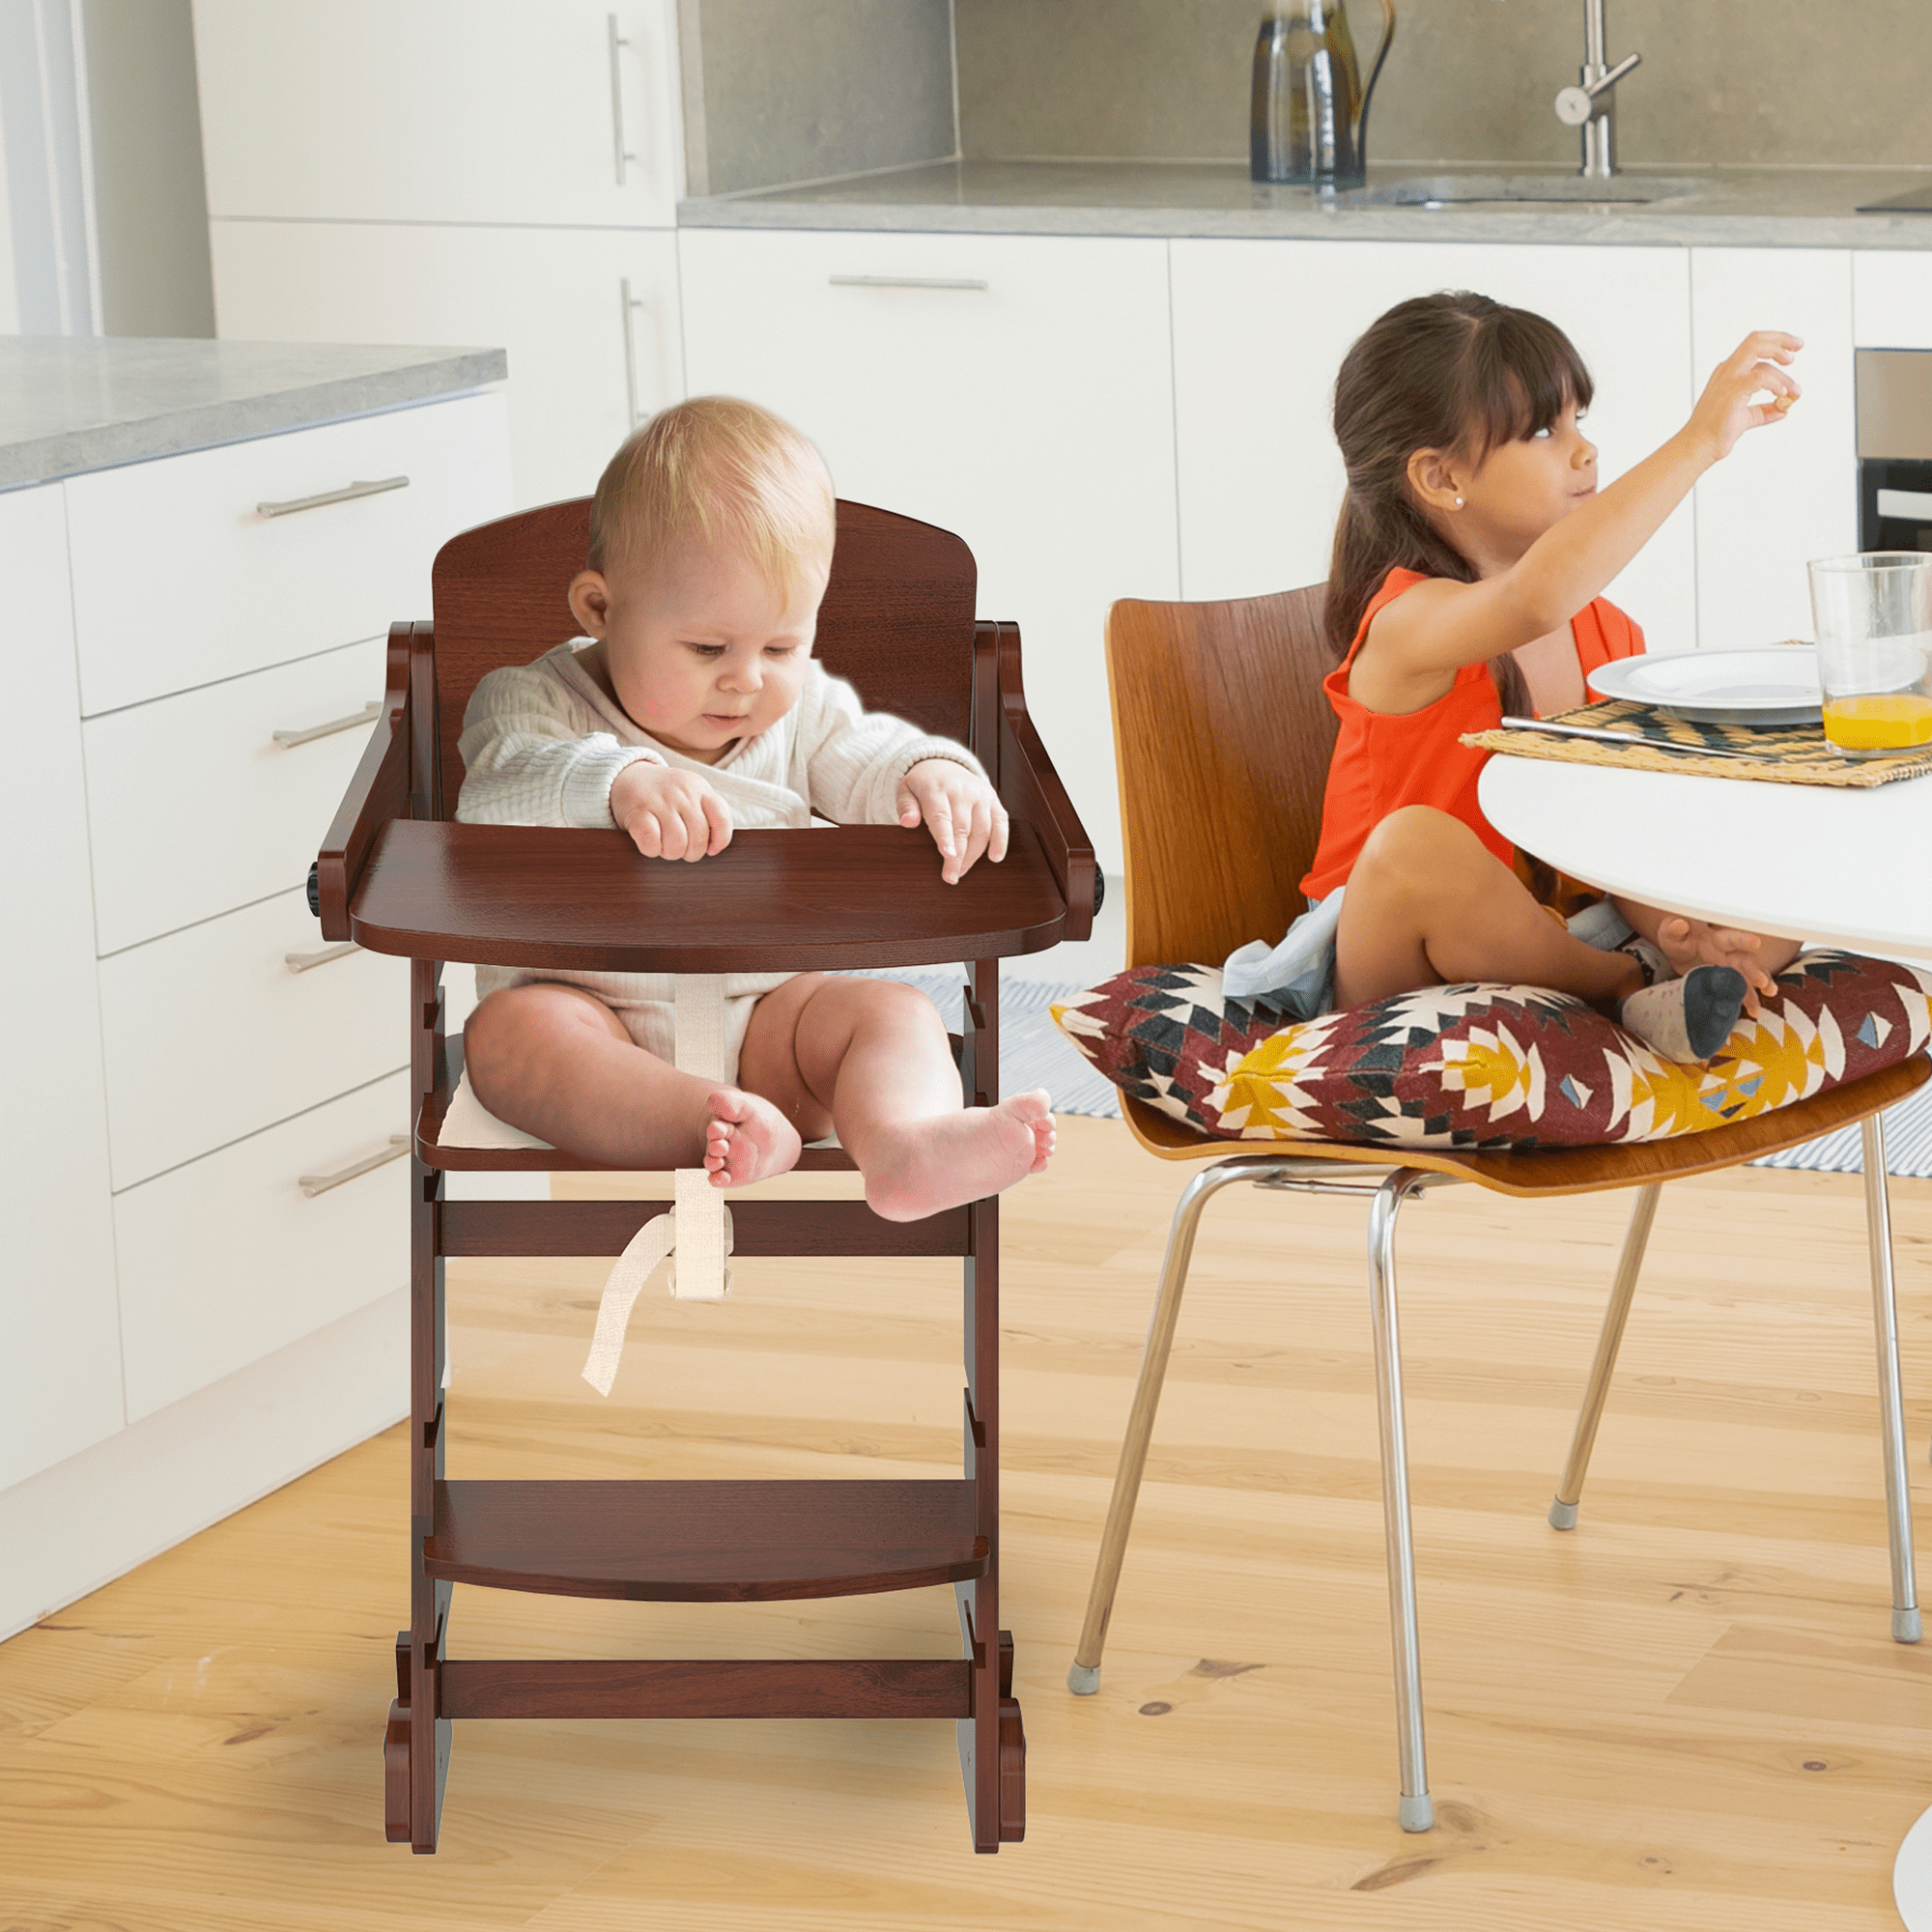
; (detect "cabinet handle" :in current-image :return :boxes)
[285,940,360,974]
[272,699,383,749]
[608,14,637,185]
[827,275,989,292]
[256,475,410,518]
[300,1134,410,1198]
[1877,487,1932,521]
[621,276,648,428]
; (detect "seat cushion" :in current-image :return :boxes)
[1052,952,1932,1151]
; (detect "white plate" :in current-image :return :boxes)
[1587,646,1823,725]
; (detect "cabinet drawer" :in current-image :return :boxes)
[66,390,511,715]
[86,635,388,954]
[114,1070,410,1420]
[99,887,408,1189]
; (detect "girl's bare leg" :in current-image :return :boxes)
[1335,806,1645,1010]
[464,981,801,1179]
[734,972,1054,1223]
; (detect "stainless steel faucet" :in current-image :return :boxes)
[1553,0,1640,177]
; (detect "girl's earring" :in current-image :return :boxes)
[1454,496,1464,509]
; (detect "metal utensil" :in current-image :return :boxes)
[1497,716,1783,763]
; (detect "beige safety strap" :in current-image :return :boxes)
[580,974,734,1397]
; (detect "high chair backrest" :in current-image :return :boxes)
[425,497,978,816]
[1105,584,1337,972]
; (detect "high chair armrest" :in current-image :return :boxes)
[977,621,1098,944]
[314,622,414,942]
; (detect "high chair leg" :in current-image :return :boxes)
[1548,1183,1662,1531]
[1862,1114,1920,1643]
[1066,1159,1290,1695]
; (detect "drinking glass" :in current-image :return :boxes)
[1806,551,1932,755]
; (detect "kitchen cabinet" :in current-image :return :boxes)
[194,1,686,511]
[1690,248,1857,654]
[191,0,680,229]
[0,486,124,1496]
[1854,251,1932,350]
[1170,239,1699,655]
[678,227,1181,871]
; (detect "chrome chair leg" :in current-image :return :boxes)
[1548,1183,1662,1531]
[1067,1159,1287,1696]
[1365,1169,1435,1833]
[1862,1113,1921,1644]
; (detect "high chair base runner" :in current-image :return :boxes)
[314,499,1095,1855]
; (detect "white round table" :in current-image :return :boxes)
[1483,753,1932,1928]
[1479,757,1932,960]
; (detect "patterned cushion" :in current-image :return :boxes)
[1051,952,1932,1151]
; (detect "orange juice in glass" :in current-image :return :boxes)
[1806,552,1932,756]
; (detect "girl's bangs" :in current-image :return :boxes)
[1466,309,1595,452]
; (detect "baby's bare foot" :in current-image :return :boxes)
[864,1091,1055,1223]
[703,1088,803,1187]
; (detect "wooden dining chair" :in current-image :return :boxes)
[313,497,1095,1854]
[1066,582,1928,1833]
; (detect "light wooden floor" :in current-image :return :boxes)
[7,1119,1932,1929]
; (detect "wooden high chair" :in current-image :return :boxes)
[1067,582,1928,1833]
[312,497,1094,1854]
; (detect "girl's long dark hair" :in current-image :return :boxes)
[1326,291,1594,719]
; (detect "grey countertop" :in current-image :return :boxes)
[680,158,1932,249]
[0,337,507,491]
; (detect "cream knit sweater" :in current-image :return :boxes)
[455,639,981,1010]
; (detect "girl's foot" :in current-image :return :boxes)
[1618,965,1748,1063]
[863,1091,1056,1223]
[703,1088,804,1187]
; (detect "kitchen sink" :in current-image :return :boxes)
[1348,173,1711,208]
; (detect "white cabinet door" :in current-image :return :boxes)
[191,0,679,228]
[679,229,1181,871]
[211,221,682,511]
[0,486,125,1492]
[1172,240,1699,654]
[1690,249,1857,652]
[1854,253,1932,349]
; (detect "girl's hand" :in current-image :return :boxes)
[1687,330,1803,463]
[897,759,1009,884]
[1656,914,1780,1015]
[611,758,733,861]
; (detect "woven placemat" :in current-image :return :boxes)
[1465,697,1932,787]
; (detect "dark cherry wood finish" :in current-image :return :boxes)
[339,497,1071,1855]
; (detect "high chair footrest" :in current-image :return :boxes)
[424,1479,989,1601]
[439,1657,974,1720]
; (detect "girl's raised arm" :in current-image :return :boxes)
[1359,330,1802,707]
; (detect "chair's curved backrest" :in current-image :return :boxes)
[427,497,977,814]
[1107,585,1338,971]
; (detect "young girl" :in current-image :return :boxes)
[1226,292,1804,1063]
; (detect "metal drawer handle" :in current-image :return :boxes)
[256,475,409,518]
[621,277,648,428]
[285,940,360,974]
[608,13,637,185]
[300,1134,410,1197]
[828,274,989,292]
[273,699,382,749]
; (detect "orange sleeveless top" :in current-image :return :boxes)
[1299,567,1645,902]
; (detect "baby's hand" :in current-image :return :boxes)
[1689,330,1803,463]
[896,759,1009,885]
[1656,914,1780,1015]
[611,758,733,862]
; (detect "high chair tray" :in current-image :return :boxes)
[349,819,1070,972]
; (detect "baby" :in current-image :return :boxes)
[456,395,1055,1220]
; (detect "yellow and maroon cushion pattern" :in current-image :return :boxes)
[1051,952,1932,1151]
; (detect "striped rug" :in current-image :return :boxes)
[859,969,1932,1180]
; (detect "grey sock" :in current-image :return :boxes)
[1618,965,1747,1063]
